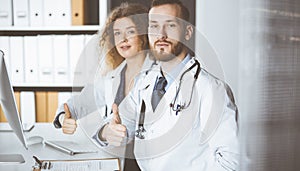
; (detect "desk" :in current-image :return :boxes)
[0,123,119,171]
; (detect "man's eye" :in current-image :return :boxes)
[114,32,120,36]
[168,24,176,28]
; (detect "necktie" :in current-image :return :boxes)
[151,76,167,111]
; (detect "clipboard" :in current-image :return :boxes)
[32,156,121,171]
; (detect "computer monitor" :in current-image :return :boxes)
[0,50,26,163]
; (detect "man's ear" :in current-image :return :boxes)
[185,25,193,41]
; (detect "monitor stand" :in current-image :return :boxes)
[0,154,25,164]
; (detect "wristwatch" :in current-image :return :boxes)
[53,112,65,128]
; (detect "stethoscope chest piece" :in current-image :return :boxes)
[135,125,146,139]
[135,100,146,139]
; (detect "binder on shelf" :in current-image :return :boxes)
[24,36,39,83]
[9,36,25,84]
[29,0,44,26]
[20,91,36,126]
[46,92,58,122]
[71,0,84,25]
[0,36,11,77]
[0,106,6,122]
[69,35,85,85]
[43,0,56,26]
[32,156,120,171]
[0,0,13,26]
[35,91,47,122]
[14,91,20,116]
[37,35,53,84]
[83,34,99,84]
[12,0,29,26]
[53,35,69,84]
[44,0,71,26]
[56,0,71,26]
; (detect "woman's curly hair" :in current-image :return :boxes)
[100,3,149,69]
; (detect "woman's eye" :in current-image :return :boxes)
[114,32,120,36]
[128,30,136,34]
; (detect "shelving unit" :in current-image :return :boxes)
[0,0,105,123]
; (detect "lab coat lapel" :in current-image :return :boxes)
[104,62,125,112]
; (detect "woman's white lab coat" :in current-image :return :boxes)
[55,55,153,125]
[122,57,239,171]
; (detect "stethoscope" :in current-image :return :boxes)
[135,59,201,139]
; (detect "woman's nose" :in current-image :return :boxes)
[121,34,128,43]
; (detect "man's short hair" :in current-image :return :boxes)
[151,0,190,22]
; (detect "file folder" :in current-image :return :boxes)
[35,91,47,122]
[53,35,70,84]
[71,0,84,25]
[37,35,54,84]
[46,92,58,122]
[43,0,56,26]
[9,36,25,84]
[20,91,36,127]
[29,0,44,26]
[12,0,30,26]
[44,0,71,26]
[0,0,13,26]
[56,0,71,26]
[69,35,85,85]
[0,36,11,77]
[24,36,39,83]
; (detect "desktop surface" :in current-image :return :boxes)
[0,123,117,171]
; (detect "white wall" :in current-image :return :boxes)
[196,0,239,102]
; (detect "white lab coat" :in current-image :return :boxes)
[122,57,239,171]
[55,55,153,126]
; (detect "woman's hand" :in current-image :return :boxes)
[62,103,77,134]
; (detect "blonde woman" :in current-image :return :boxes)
[53,3,150,171]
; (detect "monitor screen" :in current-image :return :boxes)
[0,50,27,149]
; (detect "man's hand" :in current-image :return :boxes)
[62,103,77,134]
[101,103,127,146]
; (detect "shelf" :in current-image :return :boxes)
[13,84,84,92]
[0,26,101,36]
[0,25,101,32]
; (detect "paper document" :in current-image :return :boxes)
[32,156,120,171]
[44,140,98,155]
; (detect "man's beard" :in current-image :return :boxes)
[151,41,184,62]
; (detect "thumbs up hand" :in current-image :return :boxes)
[62,103,77,134]
[101,103,127,146]
[112,103,121,124]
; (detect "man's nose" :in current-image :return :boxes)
[157,26,168,40]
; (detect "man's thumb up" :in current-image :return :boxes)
[64,103,72,119]
[111,103,121,124]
